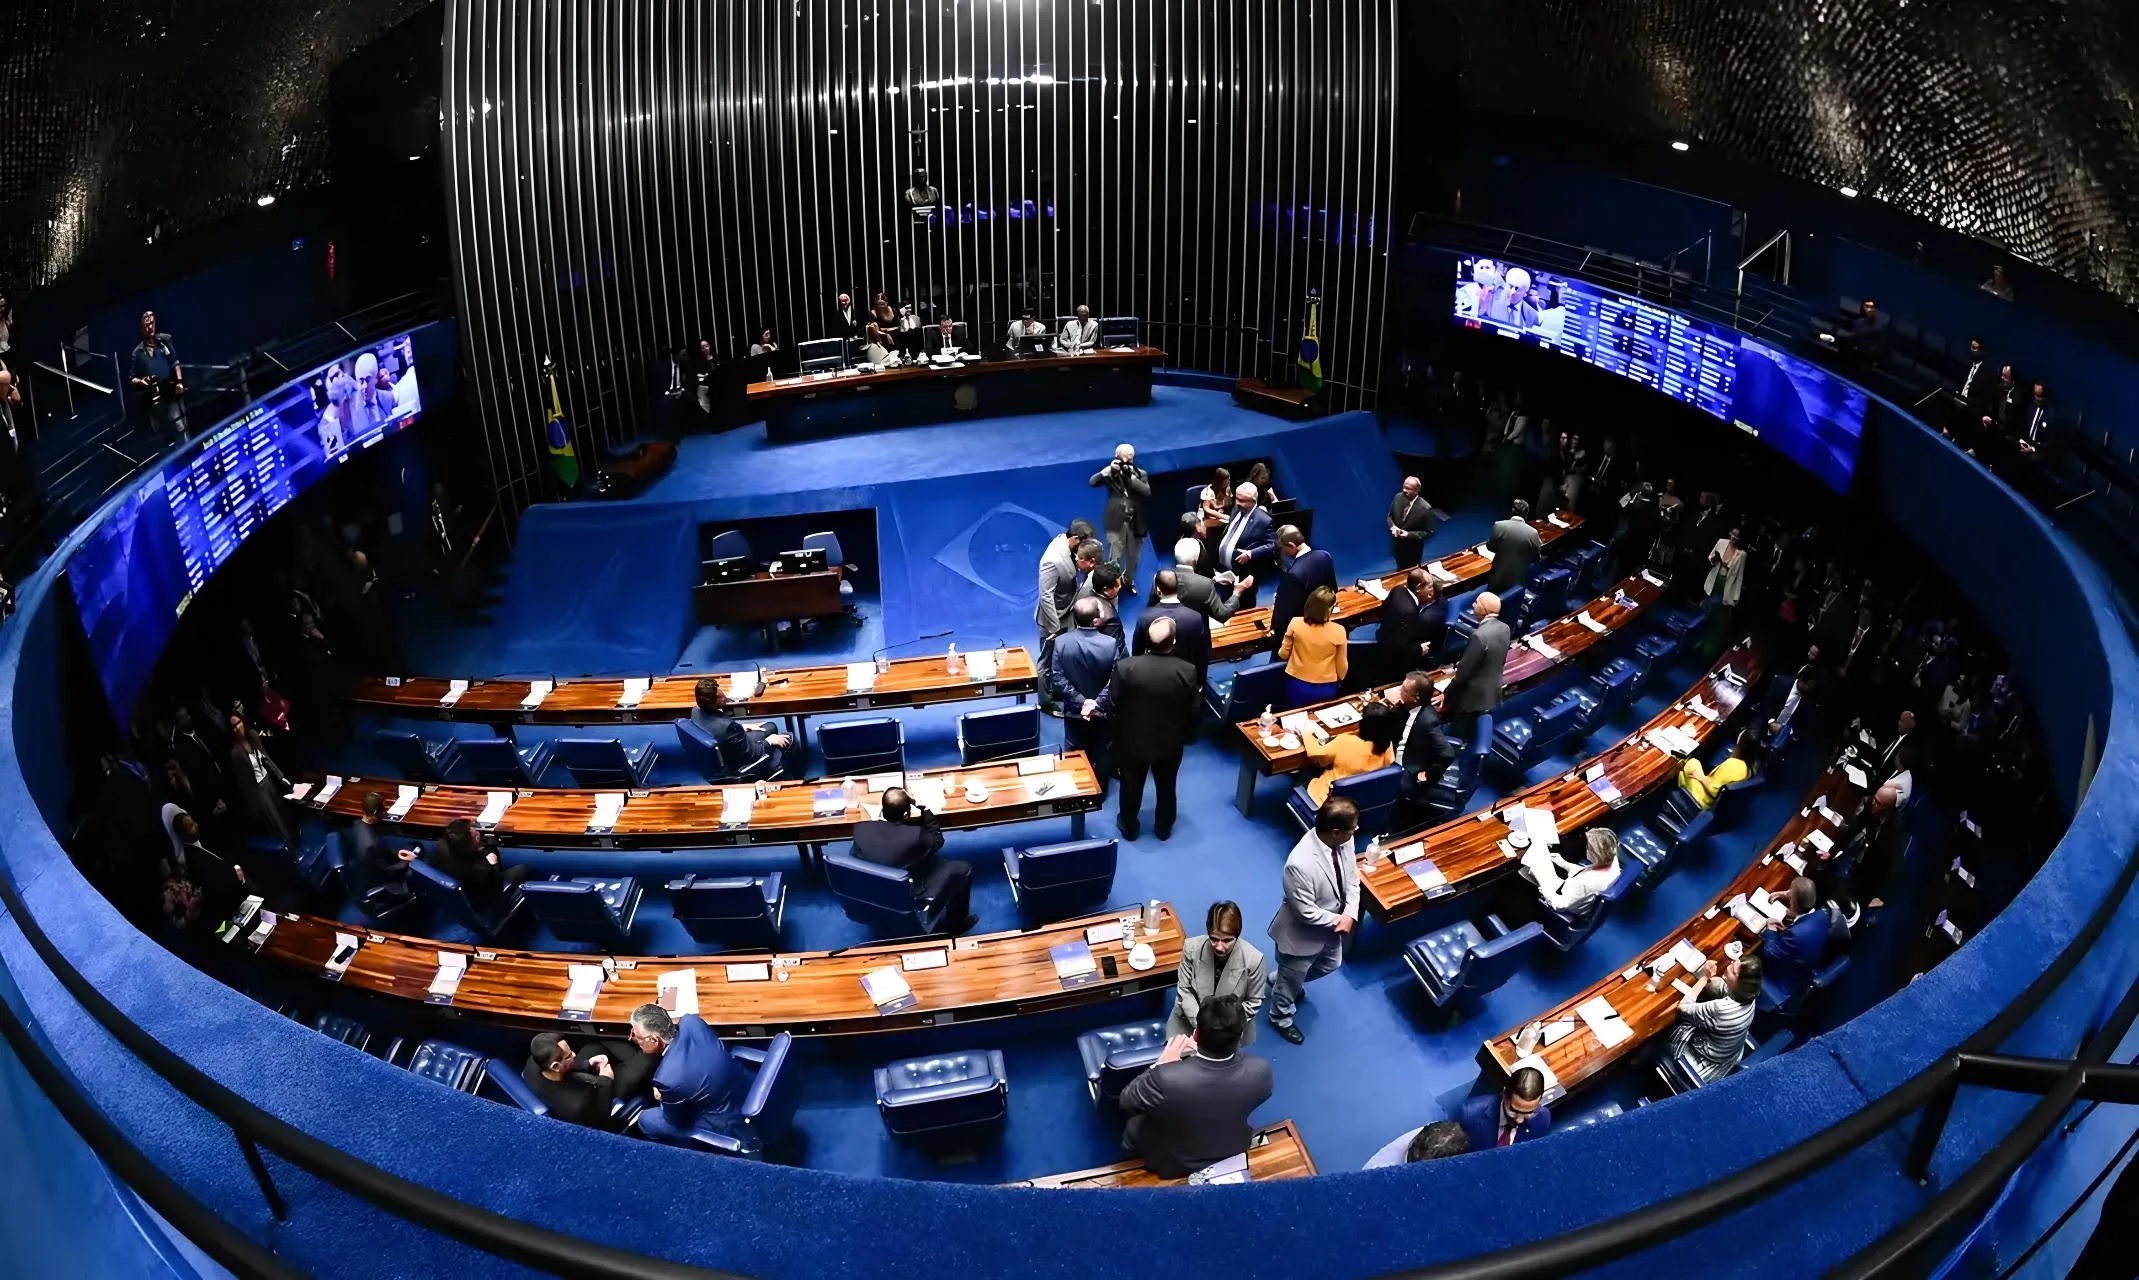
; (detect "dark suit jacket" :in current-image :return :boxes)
[691,710,771,775]
[1486,518,1543,593]
[1135,601,1212,686]
[851,811,947,899]
[1443,617,1512,714]
[1396,702,1457,788]
[1117,1052,1275,1178]
[1216,505,1275,576]
[1048,625,1124,711]
[1459,1091,1553,1149]
[521,1040,650,1130]
[1375,586,1434,672]
[827,301,863,340]
[1762,908,1833,1006]
[1269,548,1338,642]
[1388,493,1435,540]
[428,840,515,902]
[1098,653,1200,761]
[1170,568,1239,622]
[1090,462,1151,536]
[343,820,411,896]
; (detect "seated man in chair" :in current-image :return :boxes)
[691,676,797,779]
[850,787,976,934]
[522,1031,654,1131]
[626,1004,744,1146]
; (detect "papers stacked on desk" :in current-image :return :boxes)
[719,787,754,827]
[1644,725,1700,757]
[1356,577,1391,601]
[861,966,918,1014]
[1528,635,1562,661]
[617,677,651,709]
[1279,713,1324,745]
[906,778,950,813]
[659,969,701,1013]
[1588,773,1624,807]
[1520,806,1560,848]
[560,964,605,1019]
[1314,703,1361,730]
[587,792,627,834]
[1843,764,1870,789]
[1747,887,1790,922]
[1425,561,1458,585]
[288,781,314,803]
[1640,570,1667,589]
[1189,1151,1251,1185]
[845,663,876,693]
[1804,828,1835,856]
[475,791,515,830]
[1577,611,1607,634]
[520,679,554,711]
[1575,995,1633,1049]
[1669,938,1708,974]
[1050,940,1102,989]
[1405,858,1449,895]
[243,908,278,950]
[1474,546,1496,562]
[386,784,421,820]
[291,775,343,807]
[439,679,470,707]
[1726,893,1772,934]
[1547,513,1572,529]
[1022,771,1074,801]
[727,669,760,701]
[1016,754,1057,776]
[965,648,999,681]
[427,952,468,1004]
[1686,695,1721,723]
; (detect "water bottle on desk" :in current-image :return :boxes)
[1143,899,1162,933]
[1259,705,1276,739]
[946,642,960,674]
[874,651,890,675]
[1364,836,1384,869]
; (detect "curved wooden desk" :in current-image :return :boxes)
[343,649,1038,728]
[249,904,1182,1039]
[1207,511,1585,664]
[1359,641,1766,924]
[1008,1120,1316,1188]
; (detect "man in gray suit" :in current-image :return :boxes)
[1440,591,1511,742]
[1265,797,1361,1044]
[1486,498,1544,594]
[1117,994,1274,1178]
[1166,900,1269,1041]
[1090,443,1152,594]
[1163,536,1252,622]
[1035,519,1099,708]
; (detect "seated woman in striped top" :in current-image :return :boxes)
[1665,953,1763,1085]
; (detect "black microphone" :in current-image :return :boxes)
[871,629,955,663]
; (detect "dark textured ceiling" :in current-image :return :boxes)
[0,0,429,290]
[1440,0,2139,302]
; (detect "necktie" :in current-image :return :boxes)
[1499,1121,1516,1147]
[1328,842,1347,909]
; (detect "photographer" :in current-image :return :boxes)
[1089,443,1151,594]
[128,310,186,446]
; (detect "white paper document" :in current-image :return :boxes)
[1522,807,1560,849]
[845,662,877,693]
[1804,828,1835,855]
[617,677,652,708]
[429,952,468,999]
[562,964,605,1014]
[721,963,769,984]
[659,969,702,1013]
[965,649,999,681]
[440,679,470,707]
[588,792,627,833]
[1668,938,1708,974]
[1426,561,1458,584]
[1575,996,1633,1048]
[387,784,421,820]
[1016,754,1057,776]
[727,669,760,701]
[1547,513,1572,529]
[520,679,554,710]
[476,791,514,828]
[1577,611,1607,634]
[1357,577,1391,601]
[1687,696,1721,722]
[1474,546,1496,562]
[720,787,754,825]
[1315,704,1361,730]
[901,949,950,972]
[1191,1151,1251,1185]
[313,775,344,807]
[1640,570,1667,588]
[906,778,950,813]
[1528,636,1562,661]
[1844,765,1870,789]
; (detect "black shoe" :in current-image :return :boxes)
[1154,823,1173,840]
[1272,1022,1305,1045]
[1116,816,1141,840]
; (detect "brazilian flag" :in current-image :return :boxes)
[543,358,579,489]
[1296,290,1324,397]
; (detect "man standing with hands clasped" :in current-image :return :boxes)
[1388,476,1437,567]
[1090,443,1151,595]
[1265,797,1361,1044]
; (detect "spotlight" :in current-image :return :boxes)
[256,194,277,207]
[1838,185,1859,198]
[1669,140,1689,152]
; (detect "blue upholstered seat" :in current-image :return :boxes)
[1632,632,1683,689]
[1004,838,1118,921]
[1074,1018,1168,1104]
[1538,865,1637,952]
[1526,565,1573,620]
[1654,600,1710,637]
[956,705,1041,766]
[1759,950,1852,1019]
[521,876,643,950]
[1403,913,1547,1006]
[671,718,777,783]
[453,736,553,787]
[408,858,527,942]
[373,728,462,782]
[1553,687,1602,737]
[310,1011,372,1050]
[1206,659,1287,723]
[292,828,347,895]
[825,850,948,936]
[1489,695,1583,779]
[1286,764,1403,838]
[1415,715,1493,824]
[818,717,905,776]
[1339,638,1380,694]
[1559,1101,1625,1132]
[874,1050,1009,1141]
[1560,541,1605,593]
[707,529,752,563]
[689,1034,800,1160]
[1585,657,1642,729]
[1616,822,1675,889]
[406,1039,488,1094]
[548,738,658,788]
[667,872,786,949]
[1658,1030,1790,1096]
[803,531,857,599]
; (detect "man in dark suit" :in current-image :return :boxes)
[1072,558,1127,647]
[1098,616,1200,840]
[1268,525,1337,647]
[851,788,976,932]
[1089,444,1152,594]
[1947,337,1993,449]
[1440,591,1511,741]
[1116,994,1274,1178]
[1051,599,1125,780]
[1458,1066,1552,1149]
[343,791,418,907]
[1387,476,1436,567]
[1486,500,1544,594]
[2014,381,2055,467]
[1976,365,2020,459]
[1374,568,1444,681]
[1833,298,1891,360]
[827,291,862,340]
[1388,670,1458,830]
[1757,877,1835,1010]
[1136,570,1212,688]
[521,1032,653,1131]
[1163,536,1249,622]
[428,818,531,903]
[165,706,226,804]
[690,677,797,779]
[1212,483,1275,607]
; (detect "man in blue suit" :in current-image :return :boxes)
[629,1004,745,1146]
[1135,570,1213,689]
[1050,598,1125,779]
[1758,876,1834,1009]
[1268,525,1338,648]
[1459,1066,1552,1149]
[1213,482,1275,607]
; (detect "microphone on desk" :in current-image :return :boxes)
[870,630,955,663]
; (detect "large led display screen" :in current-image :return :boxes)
[1454,257,1865,491]
[69,331,424,723]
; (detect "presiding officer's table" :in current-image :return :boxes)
[249,903,1182,1038]
[343,649,1038,732]
[1358,641,1766,924]
[747,346,1166,441]
[1207,511,1586,663]
[695,568,846,628]
[1007,1120,1317,1187]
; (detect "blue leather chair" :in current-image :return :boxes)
[408,858,527,942]
[825,850,949,935]
[548,738,658,788]
[1659,1029,1791,1096]
[1654,599,1710,637]
[310,1012,374,1051]
[1559,1100,1625,1132]
[291,829,347,895]
[1004,838,1118,920]
[453,737,554,787]
[672,718,778,783]
[802,531,860,617]
[686,1033,799,1160]
[520,876,643,950]
[1583,658,1642,731]
[1414,716,1493,824]
[1205,658,1288,723]
[1404,913,1548,1007]
[1285,765,1403,838]
[1074,1018,1167,1105]
[406,1039,488,1093]
[1546,686,1602,739]
[874,1050,1009,1142]
[374,729,462,782]
[479,1054,648,1130]
[1489,696,1584,779]
[668,873,786,949]
[306,829,419,923]
[1527,565,1574,621]
[1616,822,1675,890]
[1759,949,1852,1019]
[1631,632,1683,690]
[956,705,1041,765]
[707,529,752,563]
[1538,865,1637,951]
[1560,541,1606,593]
[818,717,905,776]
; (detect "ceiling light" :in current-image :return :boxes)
[1838,185,1859,198]
[256,194,276,207]
[1669,140,1689,152]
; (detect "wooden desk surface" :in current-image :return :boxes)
[695,569,846,625]
[1207,512,1586,663]
[343,649,1039,726]
[1476,762,1872,1096]
[1360,641,1766,924]
[746,346,1166,401]
[251,903,1182,1038]
[1234,572,1663,775]
[1008,1120,1317,1188]
[299,751,1103,851]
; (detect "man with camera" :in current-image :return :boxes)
[1090,443,1151,595]
[129,310,186,446]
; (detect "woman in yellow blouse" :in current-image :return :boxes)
[1678,728,1766,809]
[1304,703,1401,804]
[1279,585,1349,706]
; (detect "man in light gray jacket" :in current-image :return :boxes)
[1266,797,1361,1044]
[1166,900,1269,1042]
[1035,518,1098,708]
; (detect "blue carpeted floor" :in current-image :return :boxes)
[321,396,1920,1182]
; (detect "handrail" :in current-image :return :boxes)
[0,870,750,1279]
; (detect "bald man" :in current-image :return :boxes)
[1097,613,1200,840]
[1440,591,1511,740]
[1388,476,1436,567]
[1835,781,1906,912]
